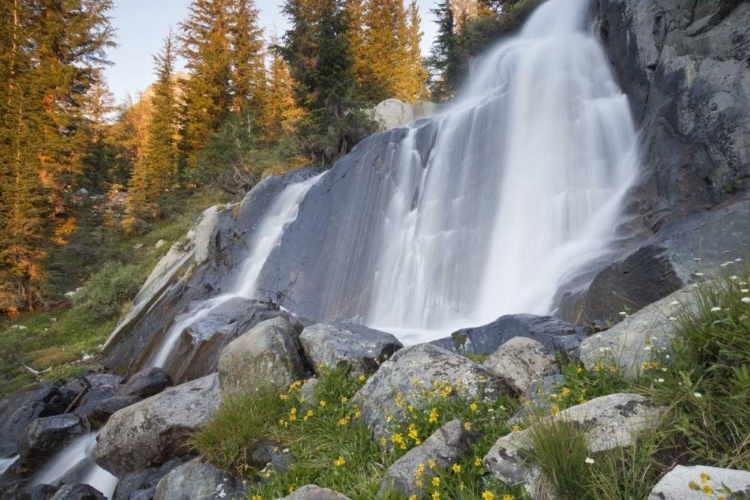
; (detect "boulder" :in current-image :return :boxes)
[563,198,750,326]
[648,465,750,500]
[11,484,58,500]
[484,394,665,494]
[432,314,588,358]
[88,396,141,428]
[49,484,105,500]
[579,285,699,377]
[73,388,118,422]
[353,344,507,439]
[366,99,438,130]
[113,458,185,500]
[280,485,352,500]
[0,384,70,458]
[218,316,307,400]
[160,299,284,384]
[378,420,477,497]
[19,415,85,468]
[94,374,219,477]
[84,374,124,389]
[482,337,560,394]
[299,323,403,376]
[116,368,173,400]
[153,458,238,500]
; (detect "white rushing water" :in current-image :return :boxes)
[33,432,118,499]
[148,171,326,368]
[365,0,639,341]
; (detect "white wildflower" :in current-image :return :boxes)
[695,272,705,277]
[710,307,722,312]
[619,311,627,316]
[741,289,749,293]
[644,345,652,351]
[585,457,595,464]
[669,316,678,321]
[694,392,702,398]
[730,275,738,281]
[670,301,680,306]
[657,378,665,383]
[742,297,750,304]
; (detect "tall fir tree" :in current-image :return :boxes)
[428,0,464,101]
[0,0,114,311]
[179,0,233,164]
[128,33,180,215]
[228,0,266,124]
[263,35,305,144]
[399,0,429,102]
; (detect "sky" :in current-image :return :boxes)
[104,0,438,104]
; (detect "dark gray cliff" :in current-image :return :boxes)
[596,0,750,230]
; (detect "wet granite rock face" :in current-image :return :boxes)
[559,197,750,326]
[596,0,750,230]
[49,484,105,500]
[18,415,86,469]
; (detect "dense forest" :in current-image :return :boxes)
[0,0,536,316]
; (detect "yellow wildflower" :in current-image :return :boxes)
[470,402,478,411]
[334,456,345,466]
[428,459,436,469]
[700,472,710,483]
[475,457,482,467]
[432,477,440,487]
[464,422,472,431]
[359,374,366,382]
[415,480,423,488]
[688,481,700,490]
[452,463,461,473]
[703,484,713,495]
[380,437,387,447]
[279,394,289,401]
[561,387,571,397]
[502,495,515,500]
[431,493,440,500]
[319,400,326,407]
[459,482,465,491]
[341,396,348,404]
[511,425,521,433]
[551,405,560,415]
[481,492,495,500]
[288,486,295,494]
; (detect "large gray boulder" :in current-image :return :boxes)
[0,384,70,458]
[648,465,750,500]
[116,367,173,400]
[112,458,184,500]
[579,284,699,377]
[218,316,307,400]
[432,314,588,358]
[49,484,105,500]
[19,415,85,469]
[353,344,507,439]
[482,337,560,394]
[161,299,284,384]
[299,323,403,376]
[94,374,219,478]
[279,485,352,500]
[484,394,665,496]
[378,420,476,498]
[153,458,238,500]
[560,198,750,327]
[596,0,750,229]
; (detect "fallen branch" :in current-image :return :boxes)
[19,361,52,376]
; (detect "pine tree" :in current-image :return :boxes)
[428,0,464,101]
[128,33,180,215]
[229,0,266,124]
[81,70,118,192]
[180,0,233,162]
[263,35,305,144]
[398,0,429,102]
[0,0,115,311]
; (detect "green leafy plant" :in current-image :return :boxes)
[72,262,142,322]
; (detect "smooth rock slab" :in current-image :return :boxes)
[299,323,403,376]
[484,394,665,493]
[433,314,588,358]
[153,458,237,500]
[378,420,476,498]
[94,374,219,477]
[483,337,560,394]
[579,285,699,378]
[648,465,750,500]
[353,344,507,440]
[279,485,352,500]
[116,367,173,400]
[218,316,307,400]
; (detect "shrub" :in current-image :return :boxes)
[72,262,142,322]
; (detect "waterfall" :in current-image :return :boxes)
[33,432,118,499]
[147,172,327,368]
[364,0,639,342]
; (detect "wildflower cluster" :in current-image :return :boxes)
[687,471,733,499]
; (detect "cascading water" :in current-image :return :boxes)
[33,432,118,499]
[147,171,326,368]
[365,0,639,341]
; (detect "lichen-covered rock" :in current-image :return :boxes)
[648,465,750,500]
[113,458,184,500]
[299,323,403,376]
[484,394,665,494]
[94,374,219,477]
[279,485,352,500]
[579,284,699,377]
[19,415,85,469]
[353,344,507,439]
[218,316,307,400]
[482,337,560,394]
[153,458,238,500]
[378,420,476,498]
[433,314,588,358]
